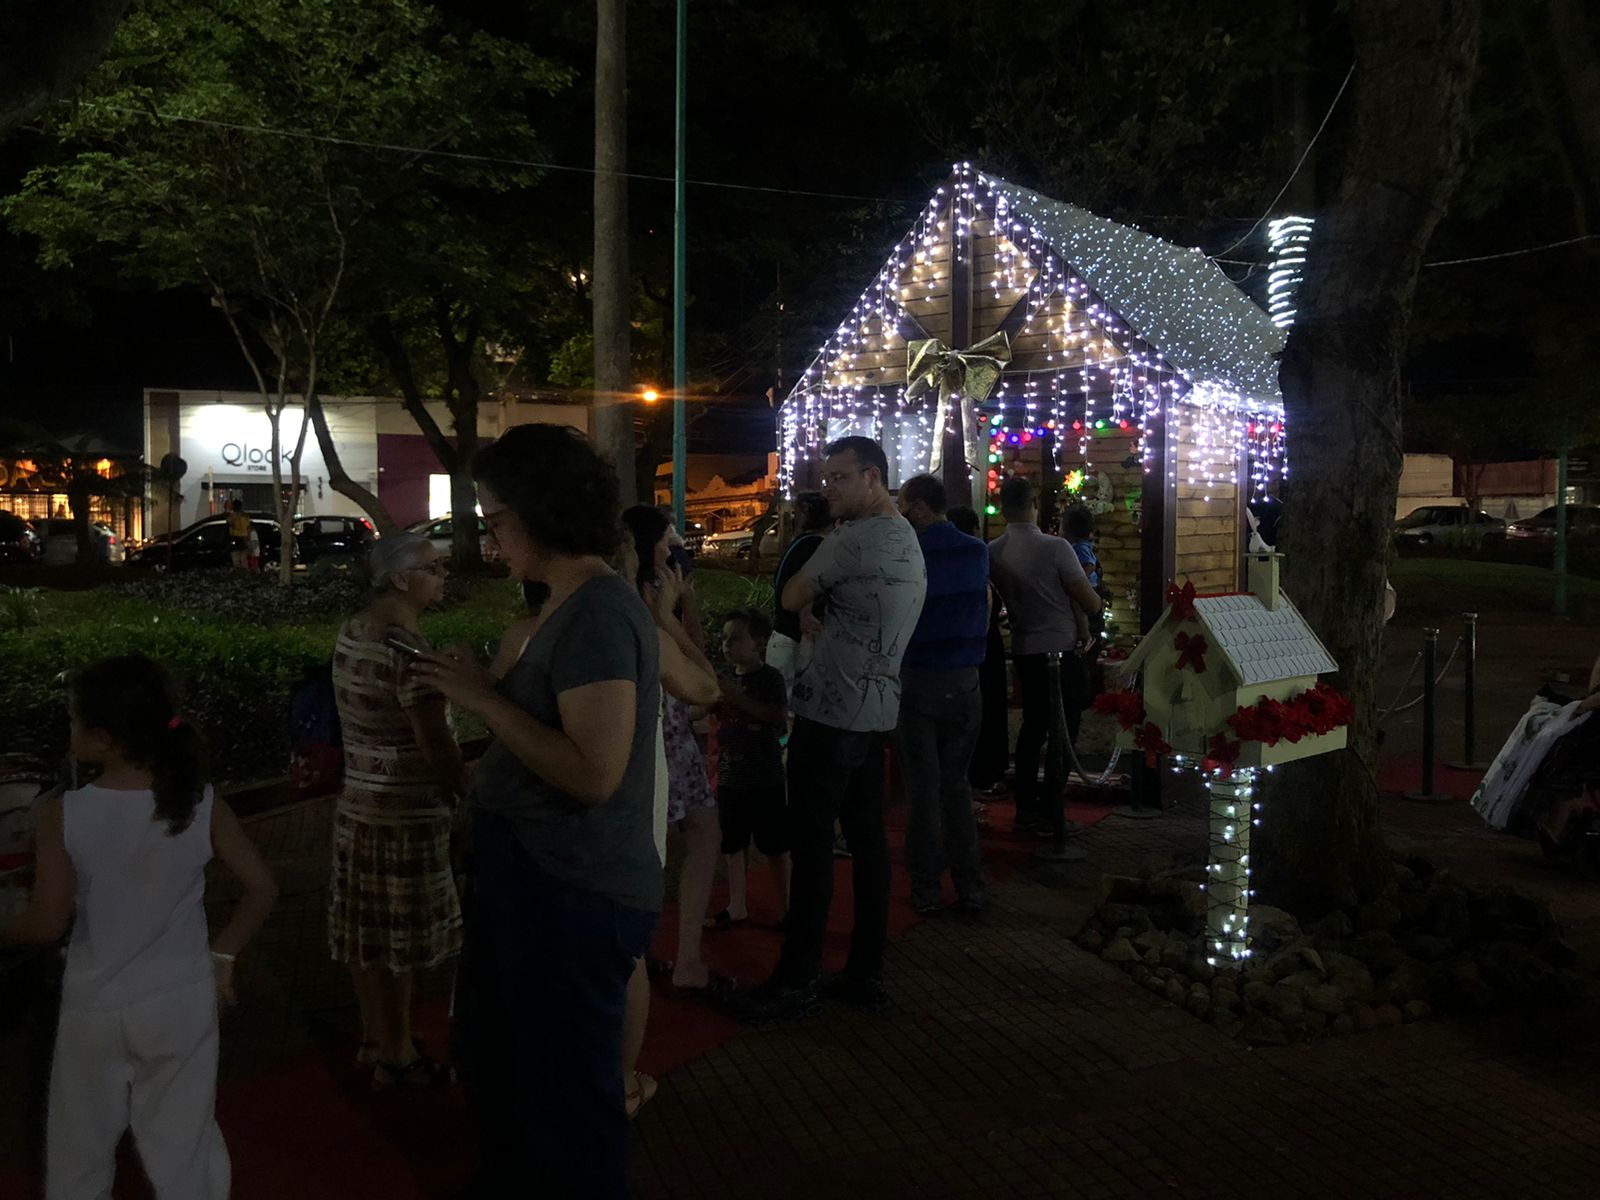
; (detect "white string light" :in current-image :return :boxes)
[778,165,1288,501]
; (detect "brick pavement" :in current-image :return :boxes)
[6,613,1600,1196]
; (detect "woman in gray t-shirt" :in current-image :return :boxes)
[412,423,661,1200]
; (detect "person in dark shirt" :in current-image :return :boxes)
[707,607,791,930]
[1064,505,1105,654]
[949,506,1010,793]
[896,475,991,915]
[768,493,831,698]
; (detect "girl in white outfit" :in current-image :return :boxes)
[1,654,278,1200]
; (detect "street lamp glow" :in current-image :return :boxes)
[641,388,660,404]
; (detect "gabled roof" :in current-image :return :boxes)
[1191,594,1337,685]
[981,175,1286,408]
[1123,591,1338,687]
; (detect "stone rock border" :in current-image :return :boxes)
[1076,857,1584,1044]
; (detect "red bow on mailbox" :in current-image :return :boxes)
[1165,580,1198,621]
[1174,630,1208,673]
[1133,721,1172,768]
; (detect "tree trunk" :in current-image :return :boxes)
[592,0,636,503]
[439,302,485,570]
[447,389,484,569]
[1257,0,1481,916]
[306,390,398,536]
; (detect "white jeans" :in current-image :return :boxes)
[48,978,230,1200]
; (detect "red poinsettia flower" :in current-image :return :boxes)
[1133,721,1171,768]
[1202,733,1241,778]
[1091,690,1146,730]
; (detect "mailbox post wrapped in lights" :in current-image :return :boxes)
[1095,554,1353,964]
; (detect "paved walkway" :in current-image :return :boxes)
[4,614,1599,1196]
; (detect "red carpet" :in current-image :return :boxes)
[1376,757,1485,801]
[2,794,1113,1199]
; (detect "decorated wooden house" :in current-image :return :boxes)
[779,163,1288,646]
[1113,553,1348,771]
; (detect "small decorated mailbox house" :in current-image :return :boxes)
[1114,552,1347,771]
[1099,552,1353,964]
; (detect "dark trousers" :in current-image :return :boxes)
[1012,652,1088,827]
[897,667,986,908]
[777,717,889,986]
[969,614,1011,788]
[457,813,657,1200]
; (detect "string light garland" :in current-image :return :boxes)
[1266,216,1314,330]
[778,165,1288,501]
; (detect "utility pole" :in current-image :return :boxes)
[671,0,688,531]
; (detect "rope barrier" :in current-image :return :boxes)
[1382,637,1463,720]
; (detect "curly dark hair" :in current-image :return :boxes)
[472,424,622,558]
[724,606,773,642]
[69,654,209,836]
[619,505,669,592]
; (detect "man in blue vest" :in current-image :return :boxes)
[896,473,992,915]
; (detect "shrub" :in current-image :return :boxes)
[0,586,42,631]
[0,577,520,786]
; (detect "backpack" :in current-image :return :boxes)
[288,664,344,801]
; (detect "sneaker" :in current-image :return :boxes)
[832,835,853,858]
[726,975,821,1025]
[912,901,942,918]
[819,971,890,1014]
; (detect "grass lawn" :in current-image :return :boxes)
[1389,558,1600,625]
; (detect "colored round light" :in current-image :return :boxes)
[985,504,997,515]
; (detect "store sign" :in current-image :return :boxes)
[178,403,375,484]
[220,441,294,472]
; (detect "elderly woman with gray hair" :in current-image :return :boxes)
[328,532,466,1088]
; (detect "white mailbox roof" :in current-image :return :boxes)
[1191,594,1338,686]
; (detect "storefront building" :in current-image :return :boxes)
[143,389,587,536]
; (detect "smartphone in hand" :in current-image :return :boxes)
[384,636,424,660]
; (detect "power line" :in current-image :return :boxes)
[1211,63,1356,261]
[1424,233,1600,267]
[96,105,902,204]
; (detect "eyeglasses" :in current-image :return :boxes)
[410,560,447,576]
[822,468,869,488]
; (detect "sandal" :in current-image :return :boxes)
[624,1070,658,1119]
[703,908,746,932]
[356,1035,424,1068]
[372,1054,449,1091]
[668,968,739,1004]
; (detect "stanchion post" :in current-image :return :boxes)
[1448,612,1481,770]
[1038,652,1086,861]
[1406,628,1449,802]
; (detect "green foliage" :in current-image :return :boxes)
[693,568,776,667]
[0,586,43,631]
[1,575,520,783]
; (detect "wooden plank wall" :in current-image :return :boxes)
[984,428,1147,650]
[1172,411,1242,595]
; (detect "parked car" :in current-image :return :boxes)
[406,514,494,559]
[702,523,778,559]
[129,513,291,571]
[292,514,376,562]
[0,512,42,563]
[1504,504,1600,546]
[1392,505,1505,551]
[37,518,124,567]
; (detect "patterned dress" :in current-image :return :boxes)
[662,694,715,824]
[328,619,462,971]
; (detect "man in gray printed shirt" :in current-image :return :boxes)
[731,436,925,1021]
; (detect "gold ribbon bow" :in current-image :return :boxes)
[904,330,1012,475]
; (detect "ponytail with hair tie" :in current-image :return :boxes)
[69,655,211,836]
